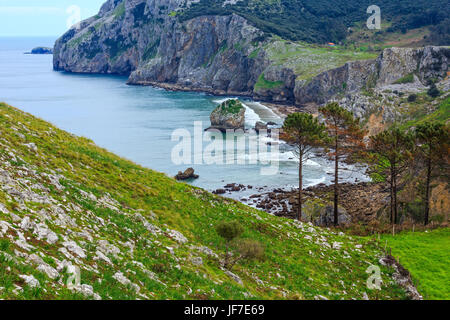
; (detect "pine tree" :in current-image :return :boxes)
[319,103,366,226]
[415,122,450,225]
[282,113,328,221]
[370,126,414,224]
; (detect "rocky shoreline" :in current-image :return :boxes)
[215,182,390,227]
[127,79,296,118]
[127,80,254,98]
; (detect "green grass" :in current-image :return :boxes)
[380,228,450,300]
[216,99,244,115]
[248,47,261,59]
[0,103,411,300]
[67,31,93,49]
[264,40,377,81]
[401,96,450,129]
[254,73,284,91]
[113,2,126,19]
[394,73,415,84]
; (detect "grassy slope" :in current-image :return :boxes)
[400,96,450,129]
[380,228,450,300]
[264,40,377,81]
[0,103,408,300]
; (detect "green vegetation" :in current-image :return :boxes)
[113,2,126,19]
[319,103,367,226]
[427,83,441,98]
[264,40,377,81]
[104,35,135,61]
[67,31,93,49]
[394,73,415,84]
[380,228,450,300]
[254,73,284,91]
[217,99,244,115]
[401,97,450,129]
[0,103,409,300]
[369,126,415,225]
[215,221,263,270]
[282,113,328,220]
[180,0,447,44]
[143,39,160,61]
[248,47,261,59]
[415,122,450,225]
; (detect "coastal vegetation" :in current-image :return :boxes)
[254,73,284,91]
[319,103,367,226]
[369,126,415,225]
[3,0,449,301]
[282,113,328,220]
[282,100,449,229]
[380,228,450,300]
[180,0,448,44]
[1,103,411,300]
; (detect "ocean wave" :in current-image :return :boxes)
[305,176,326,188]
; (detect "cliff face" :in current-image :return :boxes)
[54,0,267,95]
[54,0,449,107]
[293,46,450,106]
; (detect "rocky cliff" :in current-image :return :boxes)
[54,0,267,95]
[208,99,246,131]
[54,0,449,110]
[294,46,450,106]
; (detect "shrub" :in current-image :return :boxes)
[216,221,244,242]
[394,73,414,84]
[236,239,264,262]
[216,221,264,270]
[427,83,441,98]
[407,94,417,102]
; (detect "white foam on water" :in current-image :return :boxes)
[305,159,321,167]
[212,98,233,105]
[305,176,326,188]
[242,102,262,128]
[247,101,283,124]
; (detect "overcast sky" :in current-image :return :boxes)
[0,0,106,37]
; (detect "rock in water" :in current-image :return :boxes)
[175,168,199,181]
[255,121,268,133]
[27,47,53,55]
[208,99,245,132]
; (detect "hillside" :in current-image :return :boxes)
[0,103,410,300]
[381,228,450,300]
[180,0,448,44]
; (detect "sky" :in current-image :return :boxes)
[0,0,106,37]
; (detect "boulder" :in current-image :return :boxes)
[208,99,246,132]
[255,121,268,133]
[300,201,351,227]
[175,168,199,181]
[213,189,226,195]
[316,205,351,227]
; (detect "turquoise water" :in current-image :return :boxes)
[0,37,367,198]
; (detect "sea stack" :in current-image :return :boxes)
[208,99,246,132]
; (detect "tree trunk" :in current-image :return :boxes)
[424,157,432,226]
[334,140,339,226]
[390,170,394,225]
[224,243,229,268]
[393,168,398,225]
[298,152,303,221]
